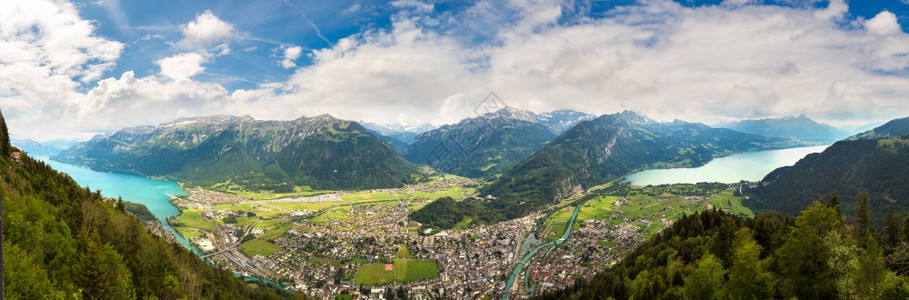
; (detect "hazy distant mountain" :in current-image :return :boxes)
[850,116,909,140]
[55,115,420,192]
[534,109,596,133]
[12,138,78,156]
[717,114,848,142]
[405,107,557,177]
[360,121,436,144]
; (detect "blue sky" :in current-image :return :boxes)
[2,0,909,140]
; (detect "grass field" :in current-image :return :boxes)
[310,207,352,224]
[394,259,439,283]
[171,209,216,231]
[174,226,205,239]
[270,201,336,212]
[396,245,415,259]
[708,191,754,217]
[354,263,396,285]
[239,238,281,257]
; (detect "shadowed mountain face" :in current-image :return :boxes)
[404,107,559,178]
[717,114,848,142]
[749,117,909,222]
[55,115,420,192]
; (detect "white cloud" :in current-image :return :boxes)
[281,46,304,69]
[178,10,234,49]
[6,0,909,140]
[156,52,207,80]
[865,11,902,36]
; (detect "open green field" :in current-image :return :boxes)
[257,222,294,241]
[239,238,281,257]
[270,201,336,212]
[576,196,619,222]
[396,245,414,259]
[174,226,205,239]
[708,191,754,217]
[394,259,439,283]
[213,203,285,218]
[354,263,396,285]
[354,259,440,286]
[310,206,352,224]
[171,209,216,231]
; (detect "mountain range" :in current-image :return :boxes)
[412,111,804,227]
[717,114,848,142]
[54,115,420,192]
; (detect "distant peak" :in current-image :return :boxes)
[490,106,538,123]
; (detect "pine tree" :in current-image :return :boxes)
[855,192,871,243]
[0,108,10,156]
[725,228,776,298]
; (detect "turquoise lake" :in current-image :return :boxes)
[39,157,197,252]
[625,145,829,185]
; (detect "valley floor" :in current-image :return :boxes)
[165,177,752,299]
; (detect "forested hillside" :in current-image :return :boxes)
[0,111,302,299]
[538,199,909,299]
[747,136,909,223]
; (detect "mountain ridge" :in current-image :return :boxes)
[54,114,421,192]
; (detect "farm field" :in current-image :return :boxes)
[354,263,396,286]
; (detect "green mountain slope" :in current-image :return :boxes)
[480,111,800,219]
[54,115,419,192]
[851,116,909,140]
[404,107,558,178]
[0,110,300,299]
[746,136,909,221]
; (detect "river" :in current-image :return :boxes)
[625,145,829,185]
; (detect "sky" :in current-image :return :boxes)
[1,0,908,141]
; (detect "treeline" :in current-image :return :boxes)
[537,194,909,299]
[1,112,304,298]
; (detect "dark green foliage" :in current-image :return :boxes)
[405,112,557,178]
[0,109,9,156]
[478,111,800,221]
[54,115,419,192]
[747,136,909,227]
[2,147,301,298]
[537,200,909,300]
[407,197,504,229]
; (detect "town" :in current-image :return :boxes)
[162,178,750,299]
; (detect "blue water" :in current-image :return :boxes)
[39,158,198,253]
[625,145,829,185]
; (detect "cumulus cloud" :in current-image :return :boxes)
[178,10,234,49]
[156,52,207,80]
[7,0,909,140]
[281,46,304,69]
[865,11,902,36]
